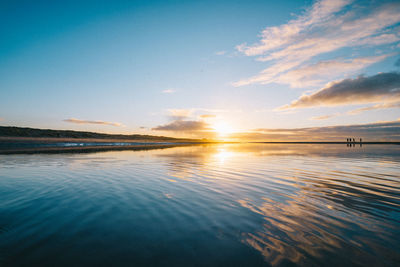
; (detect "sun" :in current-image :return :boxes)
[212,121,234,137]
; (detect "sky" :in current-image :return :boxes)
[1,0,400,141]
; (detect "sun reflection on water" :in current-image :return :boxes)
[214,148,235,163]
[1,143,399,266]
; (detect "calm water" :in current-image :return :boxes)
[0,144,399,266]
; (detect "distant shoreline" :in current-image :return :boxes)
[0,136,216,154]
[0,126,399,154]
[0,142,206,154]
[0,138,398,155]
[0,126,200,142]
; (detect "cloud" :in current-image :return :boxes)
[280,72,400,109]
[162,89,176,94]
[167,109,193,120]
[348,101,400,115]
[63,118,124,127]
[165,108,232,120]
[199,114,216,118]
[237,0,352,56]
[152,120,210,132]
[232,119,400,141]
[235,0,400,87]
[153,109,230,136]
[310,114,338,120]
[215,51,226,56]
[275,54,390,88]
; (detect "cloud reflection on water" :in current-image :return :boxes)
[1,143,399,266]
[152,144,400,266]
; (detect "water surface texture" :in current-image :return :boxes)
[0,144,399,266]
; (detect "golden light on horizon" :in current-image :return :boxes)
[211,121,235,137]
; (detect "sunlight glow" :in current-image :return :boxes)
[212,121,235,137]
[214,148,234,163]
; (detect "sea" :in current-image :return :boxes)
[0,143,399,266]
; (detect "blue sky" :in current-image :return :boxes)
[1,0,400,140]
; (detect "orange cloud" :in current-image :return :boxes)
[310,114,338,120]
[348,102,400,115]
[199,114,216,118]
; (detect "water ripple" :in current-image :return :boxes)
[0,144,399,266]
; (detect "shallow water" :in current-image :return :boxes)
[0,144,399,266]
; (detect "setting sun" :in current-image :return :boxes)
[212,121,234,136]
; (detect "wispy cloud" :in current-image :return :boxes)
[165,108,231,120]
[63,118,124,127]
[275,55,390,88]
[348,101,400,115]
[152,120,210,132]
[167,109,193,120]
[280,72,400,109]
[237,0,352,56]
[162,89,176,94]
[310,114,339,120]
[234,0,400,87]
[199,114,216,118]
